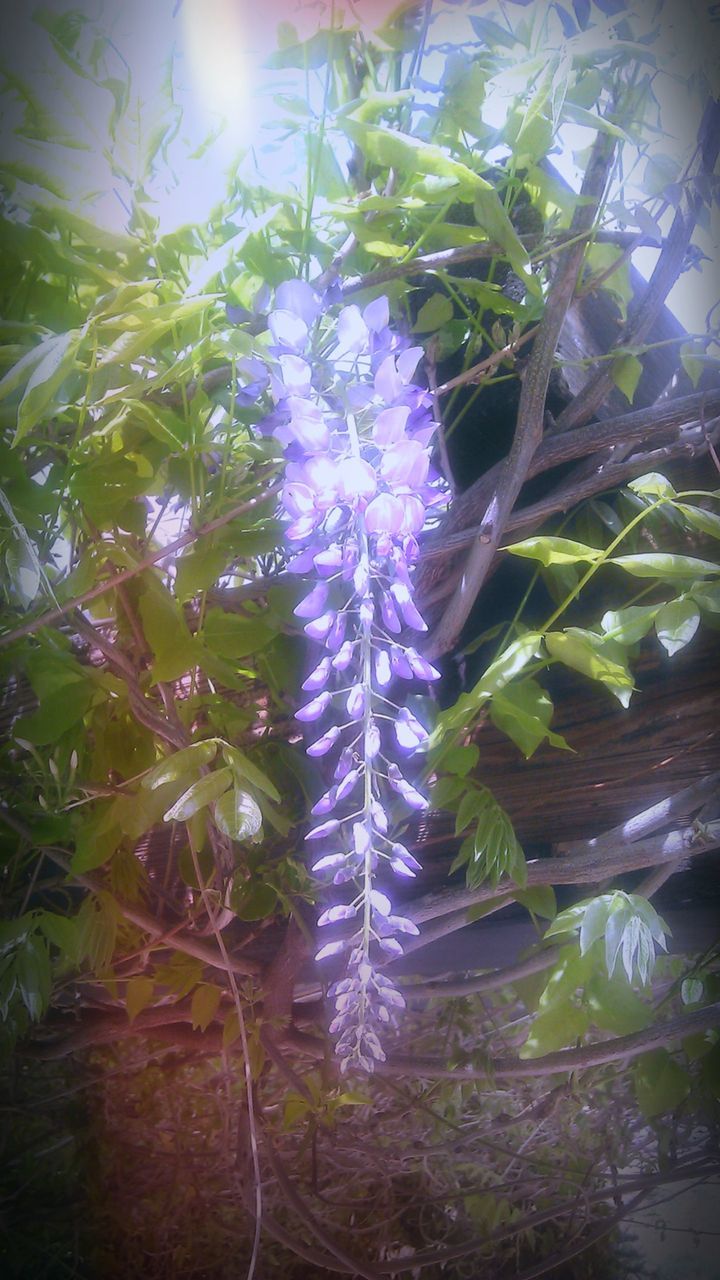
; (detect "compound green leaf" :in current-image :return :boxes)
[142,740,219,790]
[190,983,222,1031]
[126,976,155,1024]
[610,553,720,580]
[213,787,263,841]
[505,536,602,566]
[655,598,700,656]
[163,767,232,823]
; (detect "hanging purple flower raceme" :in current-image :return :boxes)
[254,279,446,1073]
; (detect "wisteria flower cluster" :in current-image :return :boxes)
[243,279,446,1072]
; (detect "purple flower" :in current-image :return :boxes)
[363,296,389,333]
[390,842,422,872]
[302,656,332,692]
[335,768,360,803]
[405,647,442,681]
[325,613,347,653]
[312,852,347,873]
[277,353,312,396]
[390,581,428,632]
[375,647,391,687]
[373,404,411,447]
[296,691,332,722]
[248,280,451,1071]
[388,763,428,810]
[304,611,337,642]
[275,279,322,326]
[269,309,308,352]
[346,684,366,720]
[306,818,341,841]
[337,457,377,503]
[318,902,358,926]
[307,726,341,757]
[316,940,348,961]
[333,747,354,781]
[311,787,337,816]
[284,397,330,452]
[365,720,381,760]
[381,441,429,487]
[394,707,429,753]
[295,581,329,618]
[397,346,423,383]
[371,799,388,833]
[379,590,402,634]
[369,888,391,916]
[314,545,343,575]
[332,640,354,671]
[335,304,369,356]
[390,644,414,679]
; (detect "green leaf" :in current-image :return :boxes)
[681,978,704,1006]
[455,787,488,835]
[515,886,557,920]
[0,160,70,200]
[692,581,720,613]
[363,239,408,259]
[520,1002,589,1058]
[14,330,80,444]
[142,741,219,790]
[490,679,571,758]
[562,102,631,140]
[579,897,612,955]
[0,343,52,405]
[544,904,592,941]
[221,744,281,803]
[71,803,122,873]
[264,27,353,70]
[175,543,231,600]
[610,553,720,580]
[634,1049,690,1118]
[213,787,263,841]
[628,472,676,499]
[38,912,81,963]
[473,186,534,291]
[154,952,204,998]
[675,502,720,540]
[504,536,601,566]
[545,630,634,707]
[15,934,51,1021]
[138,583,197,682]
[163,768,232,823]
[586,973,652,1035]
[412,293,455,333]
[190,983,222,1031]
[126,976,155,1024]
[468,791,525,889]
[680,342,704,388]
[429,774,466,808]
[339,118,486,192]
[611,353,643,403]
[433,633,542,740]
[231,880,278,921]
[5,538,41,606]
[655,598,700,656]
[203,608,274,659]
[442,745,480,778]
[600,604,659,645]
